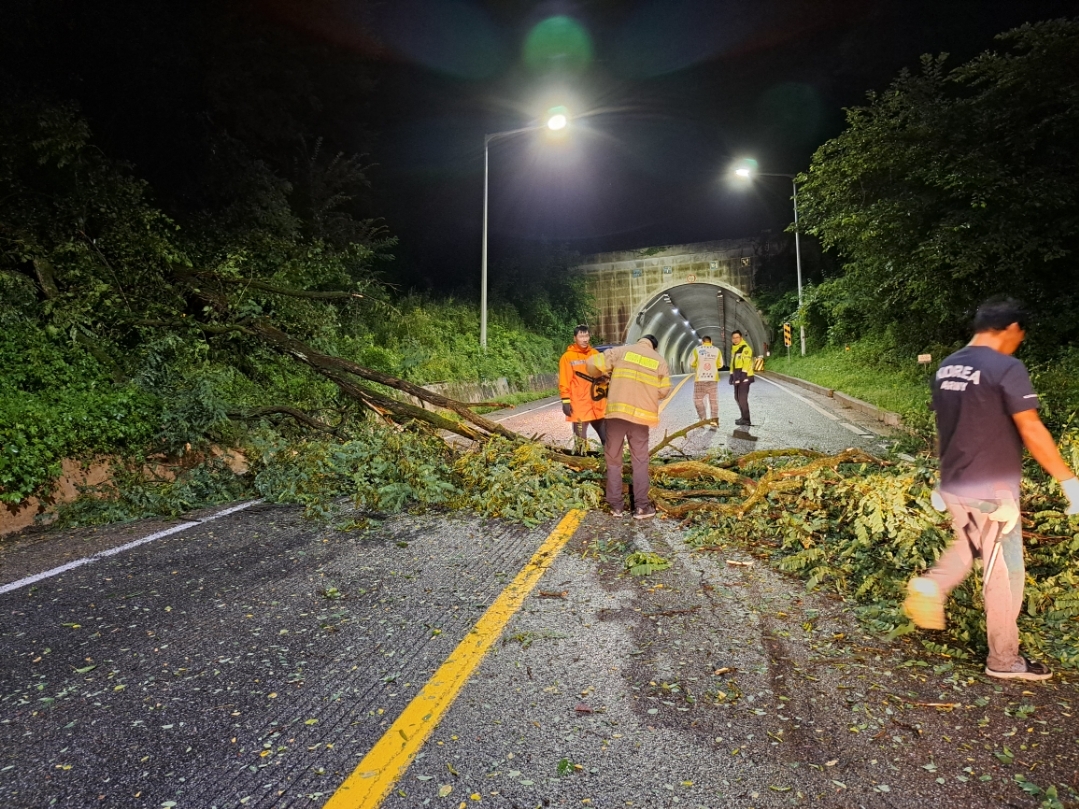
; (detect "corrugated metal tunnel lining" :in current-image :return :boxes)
[626,283,769,374]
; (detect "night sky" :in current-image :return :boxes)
[3,0,1078,293]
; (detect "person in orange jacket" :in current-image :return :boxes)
[558,325,607,448]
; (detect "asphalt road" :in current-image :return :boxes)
[3,378,1077,809]
[494,373,894,458]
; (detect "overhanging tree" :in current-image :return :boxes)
[796,19,1079,355]
[0,101,590,490]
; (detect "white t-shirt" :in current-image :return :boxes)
[693,345,720,383]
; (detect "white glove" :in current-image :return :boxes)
[988,497,1020,534]
[930,489,947,512]
[1061,477,1079,516]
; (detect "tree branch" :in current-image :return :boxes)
[215,275,369,300]
[229,406,341,434]
[650,418,716,456]
[249,319,526,443]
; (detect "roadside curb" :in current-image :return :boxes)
[761,370,904,429]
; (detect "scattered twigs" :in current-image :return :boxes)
[732,448,885,515]
[772,448,884,480]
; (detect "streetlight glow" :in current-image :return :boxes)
[481,107,570,347]
[730,157,806,355]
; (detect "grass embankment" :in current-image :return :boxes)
[1,296,570,516]
[765,341,1079,438]
[765,344,932,417]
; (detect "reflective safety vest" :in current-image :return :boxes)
[587,339,671,427]
[691,345,720,383]
[730,341,755,383]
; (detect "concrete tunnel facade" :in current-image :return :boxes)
[576,239,771,374]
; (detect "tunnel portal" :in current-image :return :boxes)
[576,239,771,373]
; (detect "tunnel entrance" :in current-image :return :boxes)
[575,239,773,373]
[626,283,769,374]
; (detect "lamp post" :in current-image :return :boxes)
[480,109,568,348]
[733,161,806,356]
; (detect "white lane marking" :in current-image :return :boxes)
[493,399,562,422]
[839,422,871,436]
[755,375,842,421]
[0,499,264,596]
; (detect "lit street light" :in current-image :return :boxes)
[481,108,568,348]
[733,158,806,356]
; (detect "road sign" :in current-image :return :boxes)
[783,322,792,347]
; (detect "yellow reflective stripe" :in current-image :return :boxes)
[606,402,659,421]
[611,368,666,387]
[624,352,660,371]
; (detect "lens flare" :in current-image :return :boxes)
[523,16,593,74]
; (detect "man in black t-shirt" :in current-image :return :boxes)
[904,297,1079,681]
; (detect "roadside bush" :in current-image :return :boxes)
[52,456,249,527]
[0,323,160,504]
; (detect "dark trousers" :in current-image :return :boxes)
[604,418,650,511]
[733,380,751,423]
[572,419,606,445]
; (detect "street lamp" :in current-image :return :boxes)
[480,108,568,348]
[733,159,806,356]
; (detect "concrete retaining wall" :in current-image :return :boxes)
[418,373,558,405]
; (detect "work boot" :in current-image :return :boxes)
[903,577,945,630]
[633,503,657,521]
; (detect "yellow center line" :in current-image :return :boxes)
[659,374,692,412]
[322,509,587,809]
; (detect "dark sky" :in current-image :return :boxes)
[350,0,1079,290]
[4,0,1078,293]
